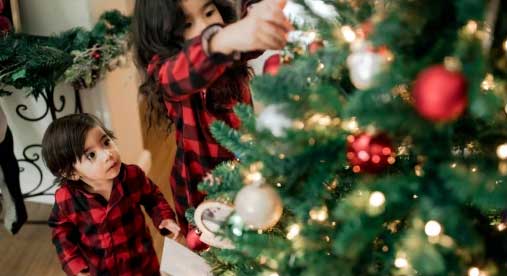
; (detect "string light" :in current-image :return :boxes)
[503,39,507,52]
[369,191,386,207]
[317,62,325,72]
[465,20,478,34]
[269,273,279,276]
[496,143,507,159]
[308,113,332,127]
[394,256,409,268]
[342,117,359,132]
[291,95,301,101]
[293,120,305,129]
[497,223,506,231]
[309,206,329,222]
[414,165,424,176]
[240,134,254,142]
[468,267,480,276]
[287,224,301,240]
[425,220,442,237]
[340,25,356,42]
[481,74,495,91]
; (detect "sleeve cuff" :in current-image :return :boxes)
[201,24,240,62]
[64,256,88,276]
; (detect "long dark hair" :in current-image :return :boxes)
[132,0,252,130]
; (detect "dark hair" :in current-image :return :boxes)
[132,0,253,129]
[41,113,115,181]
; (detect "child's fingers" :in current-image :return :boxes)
[261,7,292,33]
[257,29,286,50]
[277,0,288,9]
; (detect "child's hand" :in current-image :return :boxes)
[159,219,181,239]
[211,0,293,54]
[76,272,90,276]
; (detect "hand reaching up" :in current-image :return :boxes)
[210,0,293,54]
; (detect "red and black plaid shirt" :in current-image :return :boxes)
[148,25,261,236]
[48,164,174,276]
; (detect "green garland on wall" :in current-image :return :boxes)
[0,10,131,98]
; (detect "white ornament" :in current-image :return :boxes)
[194,201,235,249]
[256,105,292,137]
[346,43,385,90]
[234,184,283,230]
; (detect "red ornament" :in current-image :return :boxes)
[308,40,324,54]
[412,65,468,122]
[263,54,281,76]
[186,228,209,251]
[346,133,395,174]
[0,16,12,33]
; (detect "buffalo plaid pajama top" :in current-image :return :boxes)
[148,24,261,236]
[48,164,174,276]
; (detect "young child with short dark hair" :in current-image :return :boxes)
[42,113,179,276]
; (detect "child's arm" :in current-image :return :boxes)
[48,196,88,276]
[155,33,235,102]
[210,0,292,55]
[134,165,178,235]
[155,0,290,102]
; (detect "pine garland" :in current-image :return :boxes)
[0,10,131,98]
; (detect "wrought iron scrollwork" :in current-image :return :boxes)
[13,87,82,198]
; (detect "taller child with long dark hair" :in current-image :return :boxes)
[132,0,291,243]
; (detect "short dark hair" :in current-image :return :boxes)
[41,113,115,181]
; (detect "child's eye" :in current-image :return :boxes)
[86,152,96,161]
[184,22,192,29]
[104,138,111,146]
[205,10,215,17]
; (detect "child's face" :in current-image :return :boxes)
[72,126,121,185]
[181,0,224,40]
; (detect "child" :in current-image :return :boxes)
[132,0,292,241]
[42,113,180,276]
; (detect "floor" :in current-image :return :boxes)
[0,109,178,275]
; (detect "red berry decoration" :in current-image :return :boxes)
[263,54,281,76]
[91,51,101,60]
[346,133,396,174]
[412,65,468,122]
[308,40,324,54]
[186,228,209,251]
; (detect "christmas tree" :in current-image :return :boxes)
[192,0,507,275]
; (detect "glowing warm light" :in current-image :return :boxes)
[341,25,356,42]
[468,267,480,276]
[369,191,386,207]
[497,223,506,231]
[465,20,478,34]
[309,206,329,222]
[394,257,408,268]
[287,224,301,240]
[496,143,507,159]
[425,220,442,237]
